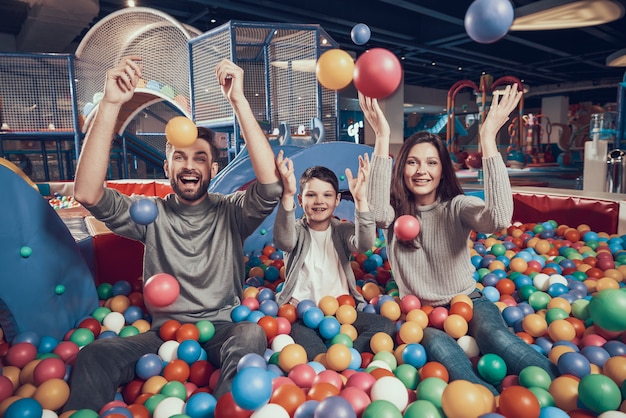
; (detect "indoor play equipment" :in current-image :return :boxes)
[0,162,98,342]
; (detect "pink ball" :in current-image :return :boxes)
[340,386,372,416]
[288,363,317,389]
[312,370,343,390]
[394,215,421,241]
[0,375,14,403]
[353,48,402,99]
[276,317,292,335]
[33,357,67,385]
[345,371,376,395]
[53,341,80,365]
[400,295,422,314]
[144,273,180,307]
[429,306,449,330]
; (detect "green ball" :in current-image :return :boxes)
[373,351,397,370]
[68,410,99,418]
[528,387,555,408]
[476,268,491,280]
[476,353,507,385]
[196,320,215,343]
[416,377,448,408]
[97,283,113,300]
[260,228,267,235]
[490,243,506,257]
[91,306,111,323]
[70,328,95,347]
[545,307,569,325]
[570,299,590,320]
[144,394,167,414]
[518,365,552,390]
[119,325,140,338]
[269,351,280,366]
[528,291,551,311]
[19,246,33,258]
[589,289,626,332]
[403,399,444,418]
[394,364,419,390]
[518,284,538,301]
[362,400,403,418]
[54,284,66,295]
[160,380,187,400]
[577,373,622,414]
[330,333,353,347]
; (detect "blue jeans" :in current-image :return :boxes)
[420,296,558,395]
[290,311,396,360]
[63,321,266,412]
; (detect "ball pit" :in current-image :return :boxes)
[4,219,626,416]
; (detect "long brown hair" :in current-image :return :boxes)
[391,131,464,217]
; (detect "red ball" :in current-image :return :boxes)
[5,342,37,368]
[394,215,421,241]
[353,48,402,99]
[33,357,67,385]
[465,152,483,169]
[144,273,180,307]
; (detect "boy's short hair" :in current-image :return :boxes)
[165,126,219,161]
[300,166,339,193]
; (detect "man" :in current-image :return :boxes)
[65,56,282,412]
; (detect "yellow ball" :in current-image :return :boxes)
[443,314,469,339]
[278,343,308,373]
[165,116,198,147]
[319,295,340,316]
[370,332,394,354]
[316,49,355,90]
[325,343,352,371]
[398,321,424,344]
[380,301,402,321]
[336,305,357,325]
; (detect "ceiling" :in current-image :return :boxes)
[3,0,626,111]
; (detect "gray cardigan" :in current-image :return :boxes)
[273,203,376,309]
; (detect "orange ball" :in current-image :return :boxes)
[498,385,540,418]
[165,116,198,147]
[159,319,181,341]
[449,301,473,322]
[547,319,576,342]
[549,375,580,412]
[318,296,340,316]
[270,383,307,416]
[443,314,469,339]
[602,356,626,387]
[176,323,200,342]
[325,344,352,371]
[307,382,340,401]
[522,313,548,337]
[316,49,355,90]
[278,303,298,323]
[258,316,279,341]
[398,321,424,344]
[369,332,394,354]
[278,343,308,373]
[379,301,402,321]
[361,282,381,301]
[108,295,131,313]
[441,380,489,418]
[33,378,70,411]
[142,375,168,394]
[335,304,357,325]
[420,361,449,382]
[339,325,358,341]
[337,294,357,307]
[406,309,429,329]
[163,359,190,382]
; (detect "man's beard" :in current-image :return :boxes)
[170,172,211,203]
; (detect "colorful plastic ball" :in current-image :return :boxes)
[5,342,37,368]
[165,116,198,147]
[370,376,409,411]
[271,334,296,352]
[130,198,158,225]
[464,0,514,44]
[351,23,371,45]
[315,395,357,418]
[231,367,272,410]
[319,316,341,340]
[303,307,324,329]
[316,49,355,90]
[556,351,591,378]
[498,385,540,418]
[393,215,420,241]
[278,343,308,373]
[144,273,180,307]
[362,399,403,418]
[33,357,66,385]
[476,353,507,385]
[136,353,164,380]
[184,392,217,418]
[4,398,43,418]
[518,365,552,391]
[231,305,252,323]
[353,48,402,99]
[577,374,622,414]
[293,399,319,418]
[297,299,317,318]
[404,399,444,418]
[588,289,626,332]
[177,339,202,365]
[441,380,487,418]
[326,343,353,371]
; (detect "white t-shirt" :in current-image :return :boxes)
[290,227,349,303]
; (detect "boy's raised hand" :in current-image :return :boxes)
[346,153,370,205]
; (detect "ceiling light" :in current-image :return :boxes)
[510,0,624,31]
[127,0,135,7]
[607,49,626,67]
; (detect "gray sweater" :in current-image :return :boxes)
[368,154,513,306]
[273,203,376,309]
[87,181,282,327]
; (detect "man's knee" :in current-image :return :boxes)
[231,323,266,351]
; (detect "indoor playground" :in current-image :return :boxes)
[3,2,626,418]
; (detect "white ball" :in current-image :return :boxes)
[251,403,291,418]
[42,410,59,418]
[457,335,480,358]
[598,412,626,418]
[367,359,392,371]
[271,334,295,352]
[158,340,180,362]
[102,312,125,333]
[548,274,568,286]
[532,273,550,291]
[153,396,185,418]
[370,376,409,411]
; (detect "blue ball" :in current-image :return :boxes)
[112,280,133,296]
[402,343,427,368]
[38,335,59,354]
[4,398,43,418]
[580,345,610,368]
[129,198,158,225]
[348,348,362,370]
[303,307,324,329]
[501,306,524,326]
[538,406,569,418]
[231,367,272,410]
[259,299,279,316]
[315,396,357,418]
[257,287,275,302]
[98,330,119,339]
[237,352,268,371]
[318,316,341,340]
[123,306,144,324]
[178,339,202,364]
[12,331,40,347]
[350,23,371,45]
[185,392,217,418]
[231,305,251,323]
[604,340,626,357]
[135,353,163,380]
[557,351,591,378]
[294,399,320,418]
[297,299,317,318]
[246,310,265,323]
[264,266,281,282]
